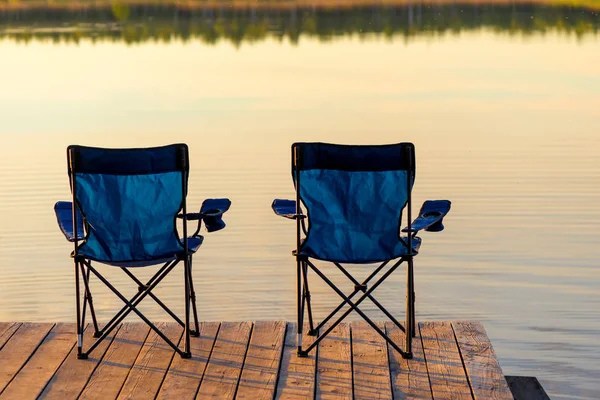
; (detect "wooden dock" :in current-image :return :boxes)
[0,320,514,400]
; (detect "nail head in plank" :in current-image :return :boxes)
[385,322,432,400]
[419,322,473,400]
[316,322,352,400]
[451,322,513,400]
[351,321,392,400]
[157,322,220,400]
[1,323,76,400]
[0,322,54,393]
[39,324,121,400]
[275,323,317,400]
[237,321,286,400]
[0,323,21,351]
[79,322,151,400]
[117,322,183,400]
[195,321,252,400]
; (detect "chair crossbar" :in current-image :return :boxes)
[311,260,405,335]
[90,259,177,343]
[302,258,410,358]
[80,259,188,358]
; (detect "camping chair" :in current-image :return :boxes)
[272,142,450,359]
[54,144,231,359]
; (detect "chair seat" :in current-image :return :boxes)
[299,236,421,264]
[77,236,204,268]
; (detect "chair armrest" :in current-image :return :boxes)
[180,198,232,233]
[272,199,305,220]
[54,201,84,242]
[402,200,451,233]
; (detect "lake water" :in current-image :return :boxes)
[0,2,599,398]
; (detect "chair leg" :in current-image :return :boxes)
[405,257,414,355]
[188,256,200,337]
[297,259,307,357]
[302,262,316,336]
[182,257,192,358]
[75,259,87,359]
[80,264,100,338]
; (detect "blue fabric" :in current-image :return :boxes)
[101,236,204,267]
[299,169,414,263]
[294,142,414,172]
[200,198,231,232]
[75,172,185,263]
[404,200,452,233]
[69,144,187,175]
[272,199,297,219]
[54,201,84,242]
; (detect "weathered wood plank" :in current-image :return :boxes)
[0,323,21,351]
[315,323,352,400]
[275,323,318,400]
[237,321,286,400]
[39,324,121,400]
[452,322,512,400]
[1,323,75,400]
[0,323,54,393]
[386,322,432,400]
[352,321,392,400]
[419,322,472,400]
[117,322,183,399]
[195,321,252,399]
[157,322,220,400]
[78,322,150,400]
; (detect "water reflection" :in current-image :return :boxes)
[0,0,598,45]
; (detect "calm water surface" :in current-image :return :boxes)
[1,3,600,399]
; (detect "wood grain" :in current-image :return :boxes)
[419,322,472,400]
[352,321,392,400]
[0,323,54,393]
[39,324,121,400]
[117,322,183,399]
[0,323,21,351]
[1,323,75,400]
[195,321,252,399]
[275,323,318,400]
[78,322,150,400]
[451,322,512,400]
[157,322,220,400]
[237,321,286,400]
[315,323,352,400]
[386,322,432,400]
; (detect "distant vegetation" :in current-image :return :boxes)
[0,1,598,45]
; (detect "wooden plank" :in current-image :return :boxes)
[315,323,352,400]
[0,322,54,393]
[157,322,220,400]
[195,321,252,399]
[1,323,75,400]
[117,322,183,399]
[0,323,21,350]
[386,322,432,400]
[39,324,121,400]
[452,322,513,400]
[236,321,286,400]
[275,323,318,400]
[351,321,392,400]
[419,322,472,400]
[78,322,150,400]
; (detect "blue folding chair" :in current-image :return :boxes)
[55,144,231,359]
[273,142,450,359]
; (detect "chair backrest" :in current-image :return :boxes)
[68,144,189,263]
[293,142,415,263]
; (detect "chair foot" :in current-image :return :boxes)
[77,353,89,360]
[93,331,102,338]
[402,352,413,360]
[190,330,200,337]
[297,350,309,358]
[181,351,192,359]
[307,329,318,337]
